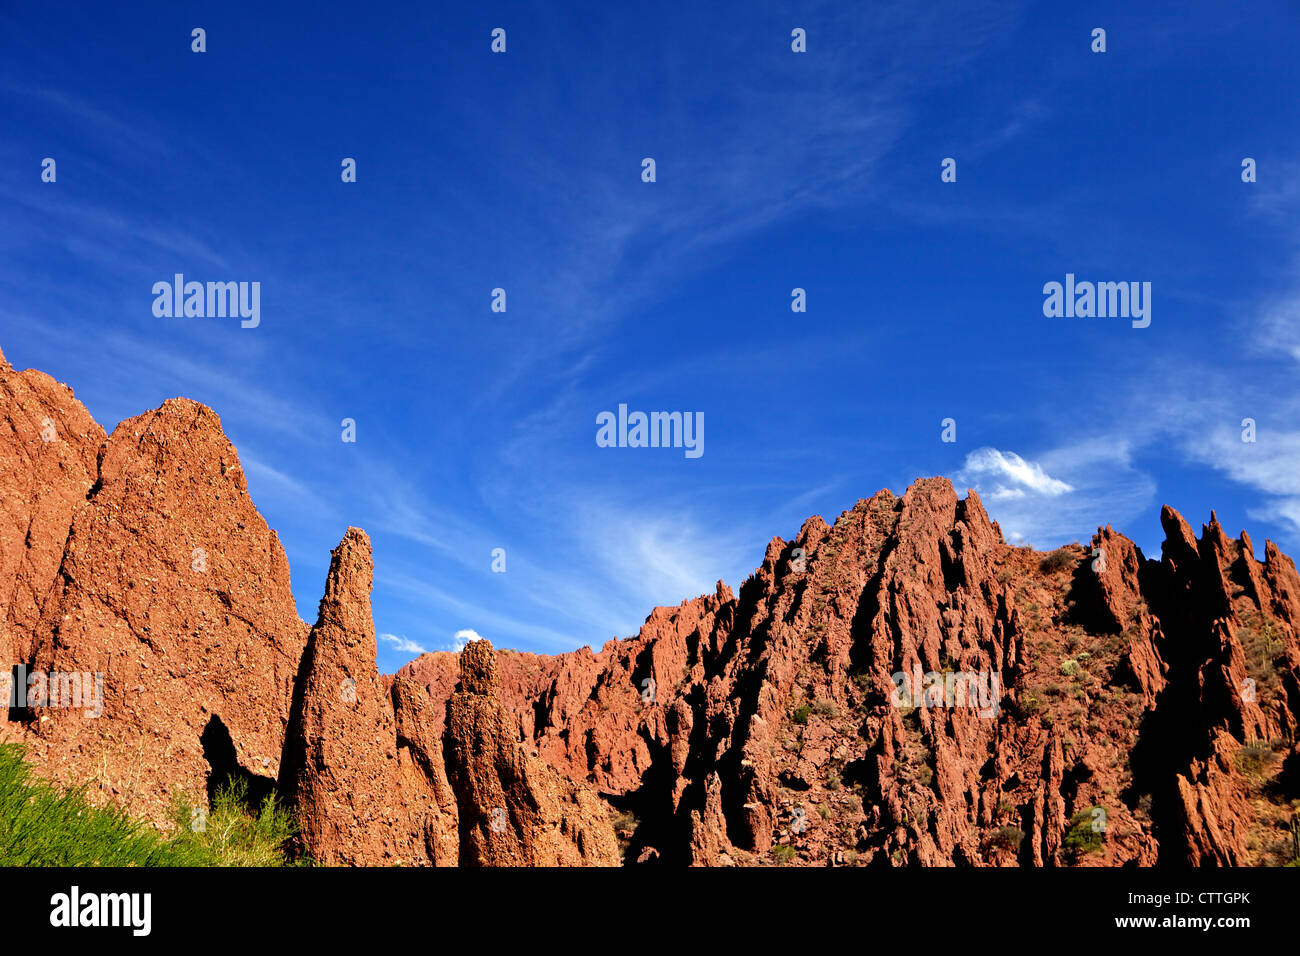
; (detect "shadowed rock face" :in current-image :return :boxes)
[4,346,1299,866]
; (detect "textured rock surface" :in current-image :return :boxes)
[404,480,1300,867]
[281,528,489,866]
[0,346,105,708]
[3,350,307,821]
[444,638,620,866]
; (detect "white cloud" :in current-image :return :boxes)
[957,447,1074,499]
[951,443,1155,549]
[451,628,484,651]
[378,633,429,656]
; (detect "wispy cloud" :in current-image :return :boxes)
[952,442,1154,547]
[379,633,429,656]
[957,447,1074,500]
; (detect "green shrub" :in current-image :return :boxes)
[1063,807,1106,859]
[991,825,1023,851]
[1059,660,1081,677]
[167,778,301,866]
[771,844,797,865]
[0,743,299,867]
[1039,549,1075,574]
[792,705,811,725]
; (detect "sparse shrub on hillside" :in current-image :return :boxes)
[812,699,838,718]
[1060,659,1081,677]
[1239,617,1283,697]
[792,704,811,725]
[771,844,797,865]
[991,825,1024,852]
[1235,739,1279,780]
[1039,549,1075,575]
[612,809,640,835]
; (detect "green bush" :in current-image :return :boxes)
[1039,549,1076,574]
[792,705,811,725]
[0,743,299,866]
[1063,807,1106,859]
[167,778,301,866]
[771,844,797,865]
[991,825,1023,851]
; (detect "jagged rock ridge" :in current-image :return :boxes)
[400,485,1300,867]
[4,345,1299,866]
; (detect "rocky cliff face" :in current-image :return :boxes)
[400,482,1300,867]
[2,347,306,821]
[3,345,1298,866]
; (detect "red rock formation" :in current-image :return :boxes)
[3,353,306,822]
[281,528,433,865]
[0,345,104,706]
[4,347,1299,867]
[443,638,619,866]
[404,480,1300,867]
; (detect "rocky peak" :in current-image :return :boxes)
[458,636,497,695]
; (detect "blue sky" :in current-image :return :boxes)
[3,1,1299,670]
